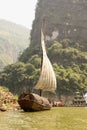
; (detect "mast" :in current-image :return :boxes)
[34,19,57,93]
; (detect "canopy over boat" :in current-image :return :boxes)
[34,28,57,93]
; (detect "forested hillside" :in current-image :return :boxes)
[19,0,87,94]
[0,0,87,96]
[0,19,30,70]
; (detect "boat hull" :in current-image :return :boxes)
[18,92,51,112]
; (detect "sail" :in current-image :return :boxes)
[34,29,57,93]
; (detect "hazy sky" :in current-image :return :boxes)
[0,0,37,29]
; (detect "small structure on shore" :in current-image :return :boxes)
[72,91,86,107]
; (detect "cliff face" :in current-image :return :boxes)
[30,0,87,49]
[0,19,30,70]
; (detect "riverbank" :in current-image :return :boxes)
[0,86,20,111]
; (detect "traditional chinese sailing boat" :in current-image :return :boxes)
[18,24,57,112]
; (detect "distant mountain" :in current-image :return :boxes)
[0,19,30,70]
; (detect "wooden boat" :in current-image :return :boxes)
[18,21,57,111]
[18,92,52,111]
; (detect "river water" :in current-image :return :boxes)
[0,107,87,130]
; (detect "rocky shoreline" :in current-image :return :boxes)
[0,87,20,112]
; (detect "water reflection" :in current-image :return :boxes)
[0,107,87,130]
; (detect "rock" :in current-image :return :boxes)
[0,87,20,111]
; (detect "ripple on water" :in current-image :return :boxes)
[0,108,87,130]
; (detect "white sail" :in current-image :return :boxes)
[34,29,57,93]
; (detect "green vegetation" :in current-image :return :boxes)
[0,61,40,94]
[0,40,87,95]
[0,86,9,92]
[0,0,87,96]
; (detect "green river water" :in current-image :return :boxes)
[0,107,87,130]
